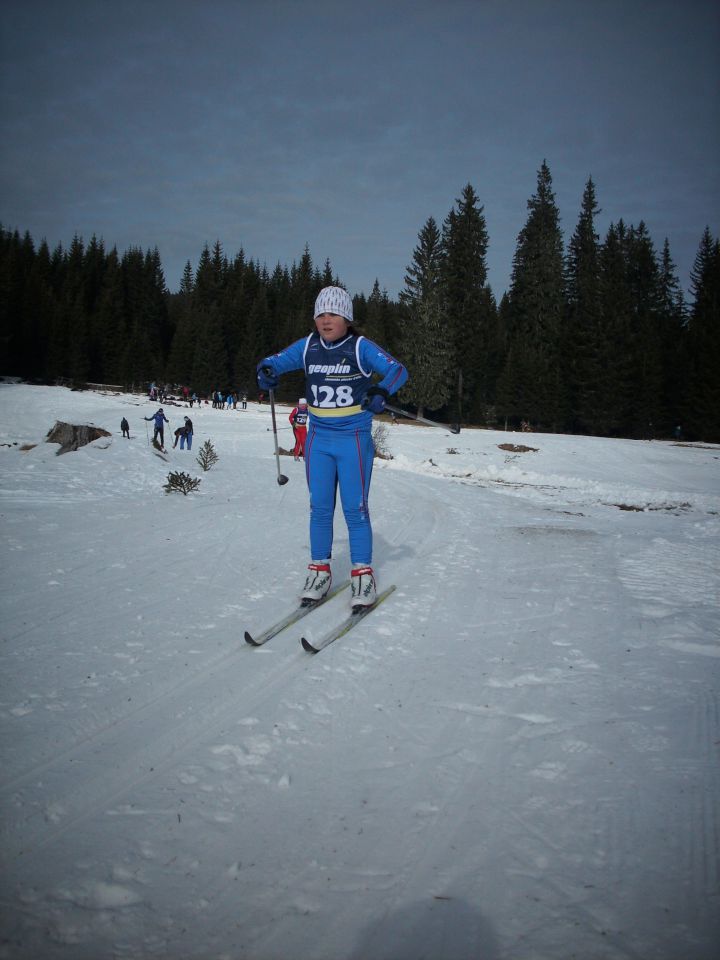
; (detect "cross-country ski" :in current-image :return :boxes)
[301,585,397,653]
[244,580,350,646]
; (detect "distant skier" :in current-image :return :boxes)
[181,416,193,450]
[289,398,309,460]
[257,286,407,610]
[144,408,169,451]
[120,417,130,439]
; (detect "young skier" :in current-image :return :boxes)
[288,397,309,460]
[257,286,407,609]
[144,408,169,450]
[120,417,130,439]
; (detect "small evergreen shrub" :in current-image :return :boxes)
[196,439,219,471]
[164,471,201,495]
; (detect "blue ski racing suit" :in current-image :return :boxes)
[261,332,407,565]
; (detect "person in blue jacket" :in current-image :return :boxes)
[257,286,407,610]
[144,408,169,450]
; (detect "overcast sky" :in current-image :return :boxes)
[1,0,718,302]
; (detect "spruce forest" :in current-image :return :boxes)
[1,161,718,441]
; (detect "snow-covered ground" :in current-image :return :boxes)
[0,381,718,960]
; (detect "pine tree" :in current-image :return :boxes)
[657,238,687,435]
[286,245,317,344]
[399,217,453,415]
[196,438,220,471]
[190,245,229,393]
[61,235,88,381]
[165,262,196,385]
[597,221,634,434]
[96,249,126,384]
[120,247,168,387]
[565,177,603,434]
[82,235,108,381]
[321,258,335,287]
[686,227,720,441]
[499,161,566,430]
[221,259,248,387]
[441,184,492,419]
[364,279,389,344]
[0,229,44,378]
[235,284,273,395]
[625,222,663,438]
[28,240,57,381]
[192,304,228,395]
[43,240,70,380]
[164,471,201,495]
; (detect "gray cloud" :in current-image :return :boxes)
[1,0,718,299]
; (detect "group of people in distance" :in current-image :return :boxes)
[119,410,194,454]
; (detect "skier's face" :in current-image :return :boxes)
[315,312,349,343]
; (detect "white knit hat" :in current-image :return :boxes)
[299,398,307,405]
[314,286,353,324]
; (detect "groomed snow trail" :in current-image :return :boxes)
[0,383,718,959]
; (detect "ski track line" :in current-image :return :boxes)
[243,715,486,960]
[1,470,448,866]
[506,808,631,936]
[0,639,327,867]
[692,688,720,898]
[506,853,651,960]
[293,582,506,956]
[1,585,174,644]
[338,740,492,958]
[382,471,446,555]
[0,608,271,794]
[2,510,232,643]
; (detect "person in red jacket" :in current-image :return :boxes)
[289,397,309,460]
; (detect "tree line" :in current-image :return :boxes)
[1,159,717,440]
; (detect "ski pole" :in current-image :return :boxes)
[268,389,289,485]
[384,403,461,434]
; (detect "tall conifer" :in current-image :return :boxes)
[625,222,663,437]
[657,238,686,433]
[166,262,196,385]
[686,227,720,440]
[565,178,603,433]
[597,221,634,434]
[499,161,566,429]
[441,184,492,419]
[399,217,453,415]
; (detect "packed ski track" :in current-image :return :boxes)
[0,381,718,960]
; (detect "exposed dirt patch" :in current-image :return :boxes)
[498,443,539,454]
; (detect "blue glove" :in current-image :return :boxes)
[256,363,279,391]
[362,386,389,414]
